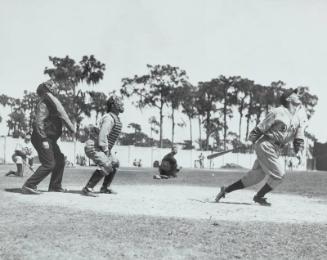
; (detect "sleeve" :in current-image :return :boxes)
[98,115,114,152]
[256,110,276,133]
[35,102,49,140]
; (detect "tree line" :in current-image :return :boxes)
[0,56,319,151]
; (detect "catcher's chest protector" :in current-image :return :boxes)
[107,113,122,150]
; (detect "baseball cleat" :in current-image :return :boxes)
[21,185,41,195]
[82,187,98,197]
[215,186,226,202]
[253,195,271,206]
[100,187,117,194]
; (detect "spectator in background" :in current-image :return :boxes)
[199,153,205,168]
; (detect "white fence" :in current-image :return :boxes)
[0,136,306,170]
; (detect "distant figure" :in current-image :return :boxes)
[154,146,181,179]
[6,135,34,177]
[138,159,142,167]
[199,153,205,168]
[288,159,294,171]
[133,159,138,167]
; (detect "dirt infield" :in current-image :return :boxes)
[4,184,327,224]
[1,166,327,259]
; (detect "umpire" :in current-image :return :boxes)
[22,80,75,194]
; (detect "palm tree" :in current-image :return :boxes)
[121,64,188,148]
[180,82,198,148]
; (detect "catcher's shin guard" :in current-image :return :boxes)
[86,169,104,189]
[101,168,117,190]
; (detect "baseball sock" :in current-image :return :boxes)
[225,180,244,193]
[101,168,117,189]
[17,164,23,176]
[86,170,104,189]
[256,183,272,197]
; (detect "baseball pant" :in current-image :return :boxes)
[84,140,113,176]
[241,139,284,189]
[24,132,65,190]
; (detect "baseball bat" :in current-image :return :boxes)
[206,148,236,160]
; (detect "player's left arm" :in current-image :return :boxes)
[249,110,276,143]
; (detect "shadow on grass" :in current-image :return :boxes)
[219,201,252,206]
[188,198,252,206]
[4,188,85,195]
[40,189,83,195]
[5,188,23,193]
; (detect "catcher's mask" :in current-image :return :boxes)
[107,95,124,113]
[280,89,301,107]
[36,80,57,96]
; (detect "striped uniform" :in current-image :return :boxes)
[84,112,122,175]
[242,106,305,188]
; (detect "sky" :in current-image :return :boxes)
[1,0,327,142]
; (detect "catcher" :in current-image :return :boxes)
[6,135,34,177]
[82,95,123,197]
[154,146,181,179]
[215,89,305,206]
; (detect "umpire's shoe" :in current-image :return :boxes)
[100,187,117,194]
[82,187,98,197]
[48,187,68,192]
[253,195,271,206]
[22,185,41,195]
[215,186,226,202]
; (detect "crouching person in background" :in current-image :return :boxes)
[154,146,181,179]
[6,135,34,177]
[82,95,124,197]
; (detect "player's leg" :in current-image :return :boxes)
[22,136,55,194]
[48,141,66,192]
[252,142,284,206]
[215,160,265,202]
[82,148,112,197]
[100,167,117,194]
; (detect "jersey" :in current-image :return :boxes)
[97,112,122,152]
[256,106,305,146]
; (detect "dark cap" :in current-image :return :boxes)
[280,88,300,107]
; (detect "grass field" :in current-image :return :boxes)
[1,165,327,259]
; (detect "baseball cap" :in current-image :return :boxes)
[280,89,301,106]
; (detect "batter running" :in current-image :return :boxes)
[215,89,305,206]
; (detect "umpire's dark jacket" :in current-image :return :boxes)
[33,98,63,141]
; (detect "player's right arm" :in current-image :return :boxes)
[98,114,114,153]
[35,101,51,149]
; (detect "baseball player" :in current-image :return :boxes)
[82,95,123,197]
[6,135,34,177]
[21,80,75,194]
[154,146,181,179]
[215,89,305,206]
